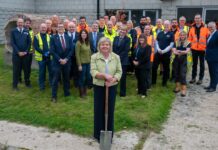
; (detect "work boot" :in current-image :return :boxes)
[196,80,202,85]
[189,79,196,84]
[173,82,180,93]
[181,85,187,97]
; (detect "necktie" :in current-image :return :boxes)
[60,35,66,50]
[93,32,97,50]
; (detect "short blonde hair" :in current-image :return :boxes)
[97,37,112,52]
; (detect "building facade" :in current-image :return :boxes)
[0,0,218,44]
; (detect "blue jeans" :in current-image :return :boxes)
[78,63,92,88]
[38,59,52,90]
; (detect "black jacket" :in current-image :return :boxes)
[10,28,31,56]
[113,35,131,65]
[206,31,218,62]
[133,45,152,69]
[50,34,73,65]
[89,32,104,53]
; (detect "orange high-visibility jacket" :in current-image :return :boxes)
[77,23,90,32]
[147,35,155,62]
[188,23,209,51]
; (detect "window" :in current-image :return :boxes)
[205,9,218,27]
[105,9,160,27]
[177,8,203,26]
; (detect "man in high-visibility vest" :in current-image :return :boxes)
[23,18,34,85]
[77,16,91,32]
[144,25,155,89]
[188,14,210,85]
[152,18,164,39]
[178,16,189,34]
[104,21,117,43]
[135,16,147,36]
[33,23,52,91]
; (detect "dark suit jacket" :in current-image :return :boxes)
[65,31,79,55]
[11,28,31,56]
[89,32,104,53]
[133,45,152,69]
[113,35,131,66]
[50,34,73,65]
[206,31,218,62]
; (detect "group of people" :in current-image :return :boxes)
[10,13,218,142]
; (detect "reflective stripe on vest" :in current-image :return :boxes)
[35,33,50,61]
[147,35,155,62]
[188,27,209,51]
[29,30,34,52]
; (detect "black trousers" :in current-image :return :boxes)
[152,53,170,85]
[93,85,117,141]
[191,49,205,80]
[52,63,71,98]
[12,54,29,87]
[173,55,187,85]
[27,53,33,82]
[19,53,32,85]
[120,65,127,96]
[207,61,218,89]
[135,67,149,95]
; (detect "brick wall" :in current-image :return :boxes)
[0,0,35,44]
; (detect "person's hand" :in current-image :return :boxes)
[179,51,187,55]
[105,77,118,87]
[18,52,25,57]
[78,65,82,71]
[158,48,162,54]
[173,50,179,55]
[133,60,139,66]
[104,74,113,82]
[59,59,66,65]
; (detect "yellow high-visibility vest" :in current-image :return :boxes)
[35,33,50,61]
[29,30,34,52]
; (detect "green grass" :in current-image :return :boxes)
[0,45,175,140]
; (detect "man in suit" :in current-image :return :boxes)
[205,22,218,92]
[113,25,131,97]
[50,24,73,102]
[11,18,31,90]
[89,22,104,54]
[66,22,79,87]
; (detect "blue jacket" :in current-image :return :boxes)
[206,31,218,62]
[10,28,31,56]
[113,36,130,65]
[50,34,73,65]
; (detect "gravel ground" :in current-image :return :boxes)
[0,120,139,150]
[143,69,218,150]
